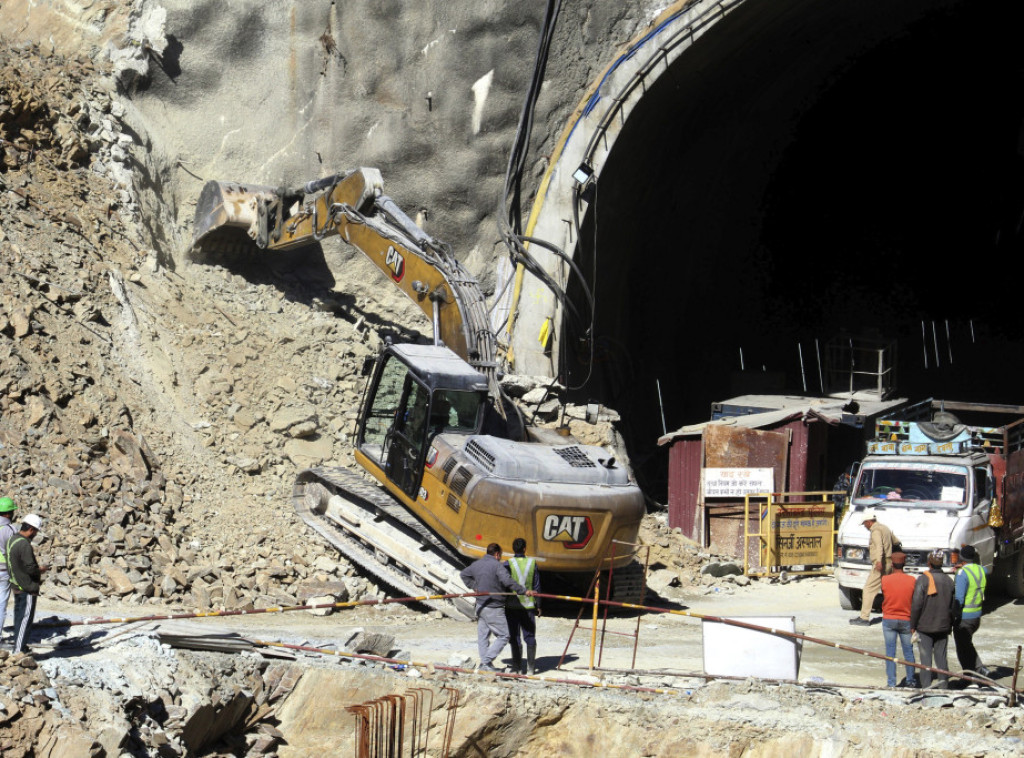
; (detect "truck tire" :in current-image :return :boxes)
[838,585,861,610]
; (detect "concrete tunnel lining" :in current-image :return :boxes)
[509,0,1024,497]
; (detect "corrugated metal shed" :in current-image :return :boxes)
[658,394,907,558]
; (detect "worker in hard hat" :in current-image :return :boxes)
[7,513,47,655]
[0,497,18,642]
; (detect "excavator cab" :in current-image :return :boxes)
[358,343,488,499]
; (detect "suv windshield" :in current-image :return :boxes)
[853,462,968,507]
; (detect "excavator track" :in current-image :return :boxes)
[292,467,476,621]
[293,465,648,620]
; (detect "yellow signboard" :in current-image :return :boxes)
[767,505,833,566]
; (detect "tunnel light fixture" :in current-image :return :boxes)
[573,162,595,187]
[573,161,596,203]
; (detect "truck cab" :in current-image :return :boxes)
[835,409,1007,609]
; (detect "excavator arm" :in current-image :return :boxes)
[191,168,497,374]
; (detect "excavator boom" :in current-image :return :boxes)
[191,168,496,374]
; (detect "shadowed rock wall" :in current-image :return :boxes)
[122,1,662,282]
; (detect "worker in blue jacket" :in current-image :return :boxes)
[953,545,991,678]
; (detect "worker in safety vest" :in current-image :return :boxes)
[953,545,991,678]
[0,496,18,641]
[504,537,541,675]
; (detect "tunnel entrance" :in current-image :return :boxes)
[562,0,1024,499]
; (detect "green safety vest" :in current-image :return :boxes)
[4,534,29,590]
[961,562,986,615]
[0,518,13,565]
[0,521,15,570]
[507,556,537,610]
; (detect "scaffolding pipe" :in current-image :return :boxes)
[38,589,1018,698]
[530,591,1013,693]
[35,591,493,628]
[587,665,958,694]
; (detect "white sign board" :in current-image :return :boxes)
[703,467,774,498]
[702,615,800,679]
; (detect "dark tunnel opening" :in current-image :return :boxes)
[562,0,1024,501]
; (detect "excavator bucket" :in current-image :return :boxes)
[189,180,277,257]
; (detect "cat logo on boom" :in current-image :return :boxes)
[542,514,594,549]
[384,246,405,282]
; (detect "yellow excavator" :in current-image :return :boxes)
[191,168,645,618]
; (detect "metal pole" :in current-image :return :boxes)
[815,339,823,394]
[523,593,1017,694]
[441,687,460,758]
[656,379,667,436]
[589,578,599,671]
[35,591,493,629]
[631,545,651,670]
[599,544,616,668]
[408,687,433,757]
[798,343,806,393]
[848,338,854,394]
[406,690,421,758]
[946,319,953,364]
[921,321,928,368]
[932,321,940,368]
[1012,646,1021,708]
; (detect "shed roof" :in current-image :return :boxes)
[657,394,908,446]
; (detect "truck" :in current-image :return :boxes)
[835,399,1024,609]
[190,168,647,619]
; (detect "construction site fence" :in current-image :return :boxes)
[36,587,1021,703]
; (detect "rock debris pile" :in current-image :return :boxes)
[0,42,401,618]
[639,512,757,599]
[0,631,303,758]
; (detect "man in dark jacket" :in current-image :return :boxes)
[6,514,47,655]
[459,543,534,672]
[910,549,954,688]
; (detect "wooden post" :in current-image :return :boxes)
[1011,646,1021,708]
